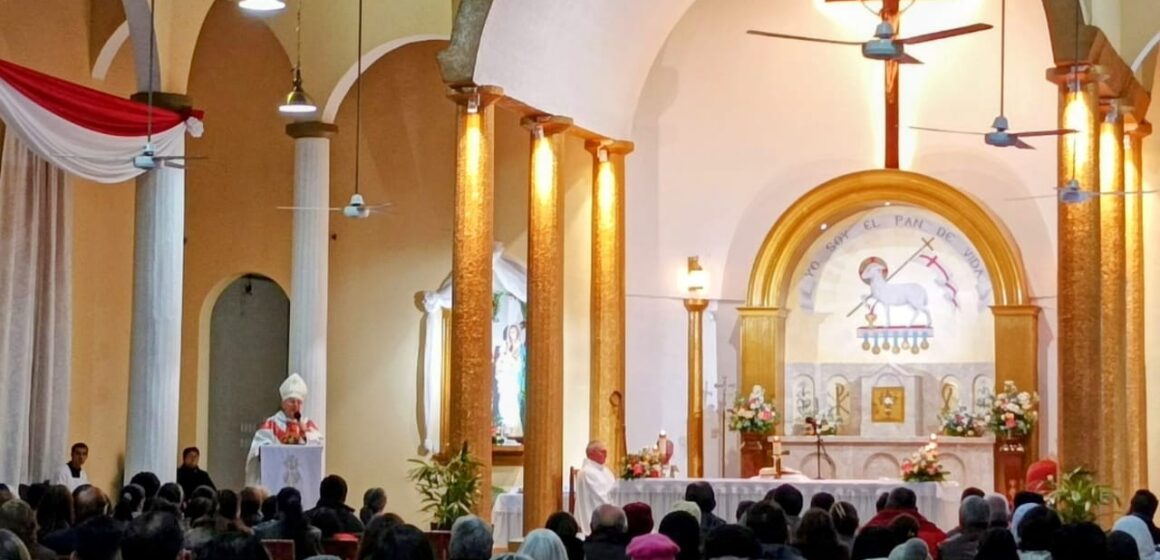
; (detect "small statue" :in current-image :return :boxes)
[656,431,674,466]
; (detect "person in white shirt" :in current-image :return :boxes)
[575,440,617,533]
[54,442,89,492]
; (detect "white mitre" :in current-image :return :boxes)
[280,373,308,401]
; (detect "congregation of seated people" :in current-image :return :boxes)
[2,471,1160,560]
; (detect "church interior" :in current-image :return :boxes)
[4,0,1160,555]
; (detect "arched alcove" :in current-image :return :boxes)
[207,275,289,490]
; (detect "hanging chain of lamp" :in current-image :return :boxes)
[278,0,317,114]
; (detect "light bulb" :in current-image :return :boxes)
[239,0,286,12]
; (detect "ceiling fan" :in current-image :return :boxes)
[1008,179,1157,205]
[746,0,992,64]
[911,0,1073,148]
[277,0,389,220]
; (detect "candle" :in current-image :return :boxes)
[772,435,782,457]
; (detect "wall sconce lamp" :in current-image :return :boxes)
[686,256,707,294]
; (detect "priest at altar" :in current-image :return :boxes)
[575,440,617,530]
[245,373,324,486]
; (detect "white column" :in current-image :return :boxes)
[286,122,336,431]
[125,138,185,483]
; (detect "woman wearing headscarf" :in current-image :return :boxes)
[1009,504,1040,546]
[1109,532,1143,560]
[657,512,700,560]
[887,538,931,560]
[976,528,1019,560]
[624,503,655,539]
[520,529,569,560]
[627,534,680,560]
[1112,515,1159,560]
[1015,506,1059,560]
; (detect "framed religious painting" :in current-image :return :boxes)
[871,386,905,423]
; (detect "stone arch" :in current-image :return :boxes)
[863,453,901,480]
[321,35,449,123]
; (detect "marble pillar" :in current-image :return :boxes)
[586,139,633,470]
[521,115,571,534]
[286,122,337,433]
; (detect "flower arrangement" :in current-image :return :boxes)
[728,385,778,434]
[621,447,664,480]
[979,381,1039,439]
[901,439,949,482]
[938,407,987,437]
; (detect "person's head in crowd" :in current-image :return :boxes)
[71,485,91,502]
[1111,515,1157,559]
[36,484,73,535]
[191,486,216,503]
[358,513,406,560]
[657,511,700,560]
[70,443,89,470]
[887,513,919,543]
[185,497,216,524]
[809,492,835,512]
[260,495,277,522]
[311,508,342,539]
[519,529,569,560]
[626,534,680,560]
[113,484,146,522]
[1108,530,1143,560]
[984,493,1010,528]
[590,504,628,535]
[1012,491,1045,510]
[831,501,859,540]
[274,487,315,558]
[887,538,930,560]
[545,511,580,539]
[194,533,270,560]
[684,482,717,515]
[1017,506,1060,552]
[146,498,181,517]
[217,489,239,521]
[17,482,48,511]
[1130,490,1159,520]
[624,502,654,538]
[0,500,39,553]
[74,486,110,524]
[128,472,161,499]
[876,492,889,513]
[449,515,492,560]
[318,475,349,507]
[850,526,895,560]
[361,487,387,525]
[886,487,917,511]
[976,528,1019,560]
[371,524,434,560]
[768,485,804,518]
[794,508,844,559]
[157,483,183,507]
[73,516,122,560]
[120,511,185,560]
[0,486,12,509]
[1010,503,1040,544]
[668,501,701,525]
[703,524,759,560]
[960,487,985,502]
[734,501,755,524]
[239,487,262,524]
[181,447,201,470]
[1050,522,1107,560]
[742,501,789,545]
[958,495,989,532]
[0,529,29,560]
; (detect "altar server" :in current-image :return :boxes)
[576,440,617,532]
[245,373,324,486]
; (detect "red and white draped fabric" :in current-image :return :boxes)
[0,58,204,183]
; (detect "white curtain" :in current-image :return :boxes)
[0,130,72,488]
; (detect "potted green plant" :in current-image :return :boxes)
[1045,467,1118,524]
[408,442,483,530]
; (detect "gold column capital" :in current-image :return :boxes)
[1128,121,1152,139]
[446,85,505,108]
[584,138,635,157]
[683,298,709,313]
[285,121,338,139]
[1044,64,1105,89]
[520,114,573,136]
[989,305,1041,318]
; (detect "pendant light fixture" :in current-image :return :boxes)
[278,0,317,114]
[239,0,286,11]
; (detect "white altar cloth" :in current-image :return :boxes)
[490,478,959,542]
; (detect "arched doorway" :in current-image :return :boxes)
[740,169,1038,489]
[208,274,289,490]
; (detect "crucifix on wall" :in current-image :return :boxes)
[748,0,991,169]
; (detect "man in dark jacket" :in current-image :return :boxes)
[685,481,726,536]
[743,501,805,560]
[584,504,629,560]
[175,447,215,501]
[937,496,989,560]
[305,475,364,534]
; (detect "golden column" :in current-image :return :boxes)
[1048,66,1102,473]
[683,257,709,477]
[447,85,503,518]
[991,305,1041,486]
[586,138,634,469]
[1099,101,1128,500]
[522,114,572,534]
[738,308,787,434]
[1125,121,1151,489]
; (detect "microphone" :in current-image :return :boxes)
[294,412,302,422]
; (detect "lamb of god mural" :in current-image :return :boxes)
[418,244,529,454]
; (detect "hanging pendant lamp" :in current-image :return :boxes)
[278,0,317,114]
[239,0,286,11]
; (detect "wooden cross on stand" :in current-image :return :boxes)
[767,435,791,478]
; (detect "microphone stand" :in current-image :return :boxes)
[811,423,830,480]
